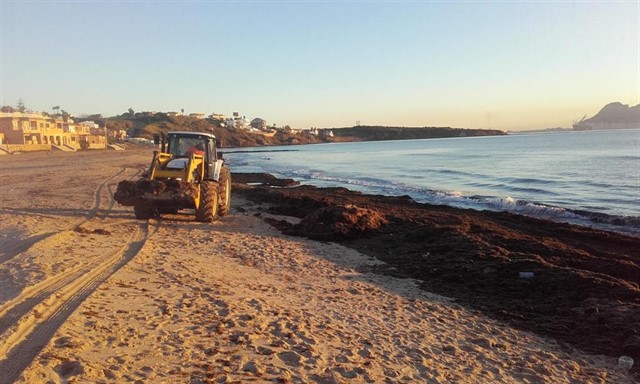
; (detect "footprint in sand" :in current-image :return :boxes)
[54,336,81,349]
[257,346,276,355]
[55,361,84,378]
[213,299,230,317]
[242,360,265,375]
[334,366,366,379]
[358,346,374,359]
[277,351,302,366]
[246,298,264,312]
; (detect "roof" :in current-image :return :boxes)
[167,131,216,139]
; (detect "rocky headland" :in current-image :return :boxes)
[101,113,506,148]
[573,102,639,130]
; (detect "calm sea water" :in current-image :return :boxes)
[225,129,640,236]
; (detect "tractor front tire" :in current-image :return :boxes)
[134,204,153,220]
[196,181,219,222]
[218,168,232,216]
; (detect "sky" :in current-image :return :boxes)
[0,1,638,131]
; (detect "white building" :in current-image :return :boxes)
[79,121,99,129]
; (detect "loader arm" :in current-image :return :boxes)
[149,153,206,183]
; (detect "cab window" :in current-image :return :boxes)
[168,136,205,158]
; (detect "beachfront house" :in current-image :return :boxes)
[0,112,106,152]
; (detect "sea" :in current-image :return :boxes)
[224,129,640,237]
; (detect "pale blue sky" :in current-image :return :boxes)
[1,1,637,130]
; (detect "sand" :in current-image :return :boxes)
[0,148,636,383]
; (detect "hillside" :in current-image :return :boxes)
[103,114,326,147]
[333,126,506,141]
[102,114,506,148]
[573,102,639,130]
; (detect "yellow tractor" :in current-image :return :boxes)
[114,131,231,222]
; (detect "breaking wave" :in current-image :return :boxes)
[231,163,640,237]
[225,129,640,237]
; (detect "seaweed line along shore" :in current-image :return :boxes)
[0,148,637,383]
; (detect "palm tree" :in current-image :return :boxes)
[52,105,60,116]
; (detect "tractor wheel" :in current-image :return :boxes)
[196,181,219,222]
[158,207,179,214]
[134,204,153,220]
[218,168,232,216]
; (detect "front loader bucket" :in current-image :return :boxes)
[114,179,199,208]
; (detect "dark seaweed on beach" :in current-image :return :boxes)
[235,173,640,373]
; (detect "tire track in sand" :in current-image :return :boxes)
[0,167,144,330]
[0,167,134,264]
[0,212,151,335]
[0,220,158,384]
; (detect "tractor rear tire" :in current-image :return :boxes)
[158,207,179,214]
[134,204,153,220]
[196,181,219,222]
[218,168,232,216]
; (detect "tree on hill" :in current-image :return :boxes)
[16,99,26,113]
[251,118,267,130]
[105,119,134,134]
[76,114,106,127]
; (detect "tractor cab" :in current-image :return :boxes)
[154,131,221,180]
[163,132,218,163]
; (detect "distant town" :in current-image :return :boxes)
[0,101,343,153]
[4,99,635,154]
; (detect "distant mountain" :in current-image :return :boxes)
[573,102,639,130]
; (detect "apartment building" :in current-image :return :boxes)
[0,112,104,150]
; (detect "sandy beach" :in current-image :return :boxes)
[0,148,638,383]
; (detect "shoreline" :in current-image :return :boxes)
[0,150,638,382]
[234,172,640,370]
[222,128,640,239]
[231,168,640,238]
